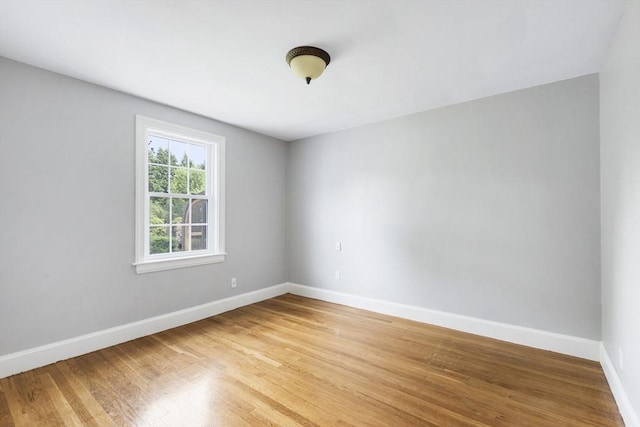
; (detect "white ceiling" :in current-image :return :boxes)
[0,1,624,141]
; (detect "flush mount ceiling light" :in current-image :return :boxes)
[286,46,331,85]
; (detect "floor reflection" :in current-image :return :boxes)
[139,376,217,426]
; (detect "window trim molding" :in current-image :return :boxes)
[134,115,226,274]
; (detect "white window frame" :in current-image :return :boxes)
[134,115,226,273]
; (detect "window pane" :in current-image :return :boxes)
[148,136,169,165]
[170,167,188,193]
[189,170,206,194]
[172,225,186,252]
[190,226,207,250]
[150,226,170,254]
[148,165,169,193]
[170,140,188,167]
[172,198,189,224]
[190,199,207,224]
[150,197,169,224]
[190,144,206,169]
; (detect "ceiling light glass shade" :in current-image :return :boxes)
[286,46,331,84]
[289,55,326,81]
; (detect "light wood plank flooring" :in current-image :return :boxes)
[0,294,623,426]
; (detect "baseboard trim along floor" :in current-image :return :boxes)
[600,343,640,427]
[1,282,635,425]
[287,284,600,361]
[0,283,290,379]
[287,284,636,426]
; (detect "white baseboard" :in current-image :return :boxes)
[2,281,634,425]
[287,283,601,361]
[600,343,640,427]
[0,283,290,379]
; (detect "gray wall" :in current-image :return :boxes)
[288,74,601,339]
[0,57,288,355]
[600,0,640,418]
[0,52,614,359]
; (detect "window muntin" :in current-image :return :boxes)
[134,116,225,273]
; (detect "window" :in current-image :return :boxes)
[134,116,225,273]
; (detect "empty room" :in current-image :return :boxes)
[0,0,638,426]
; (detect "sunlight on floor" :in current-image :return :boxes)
[140,376,217,426]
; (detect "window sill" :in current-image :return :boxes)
[133,253,226,274]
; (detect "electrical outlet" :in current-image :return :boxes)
[619,348,624,371]
[231,277,237,288]
[335,241,342,251]
[335,270,341,280]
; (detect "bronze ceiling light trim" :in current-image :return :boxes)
[286,46,331,85]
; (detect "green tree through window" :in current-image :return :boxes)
[148,138,207,254]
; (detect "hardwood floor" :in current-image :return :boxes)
[0,294,623,426]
